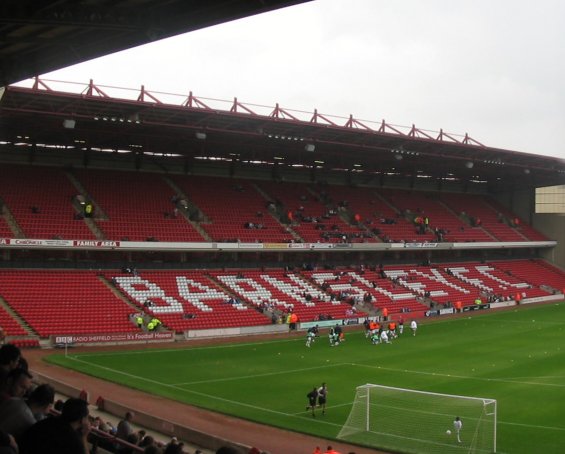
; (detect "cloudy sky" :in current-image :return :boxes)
[34,0,565,159]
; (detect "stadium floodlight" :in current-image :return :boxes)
[305,143,315,152]
[63,119,76,129]
[338,383,497,454]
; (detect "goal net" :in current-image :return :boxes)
[337,384,497,454]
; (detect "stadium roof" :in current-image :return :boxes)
[1,79,564,192]
[1,0,563,193]
[0,0,308,87]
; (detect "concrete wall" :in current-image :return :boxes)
[33,370,250,453]
[494,188,564,269]
[533,213,565,269]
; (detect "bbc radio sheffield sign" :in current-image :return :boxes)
[53,331,174,345]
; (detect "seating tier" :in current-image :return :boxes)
[0,271,138,337]
[74,169,204,242]
[0,165,96,240]
[170,176,294,243]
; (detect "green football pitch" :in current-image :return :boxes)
[47,302,565,453]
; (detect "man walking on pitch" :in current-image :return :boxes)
[453,416,463,443]
[306,386,318,417]
[317,382,328,415]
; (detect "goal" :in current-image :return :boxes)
[337,384,497,454]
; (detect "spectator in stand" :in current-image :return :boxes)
[0,345,21,377]
[0,382,55,441]
[325,446,342,454]
[0,368,32,404]
[163,436,187,454]
[116,411,135,441]
[122,432,140,453]
[19,397,91,454]
[382,307,388,321]
[144,445,163,454]
[139,434,156,449]
[216,448,241,454]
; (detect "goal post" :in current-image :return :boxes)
[337,384,497,454]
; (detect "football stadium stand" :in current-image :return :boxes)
[0,259,562,341]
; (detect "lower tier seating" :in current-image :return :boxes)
[0,261,562,337]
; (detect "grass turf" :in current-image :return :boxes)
[46,302,565,453]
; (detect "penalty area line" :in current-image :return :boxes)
[63,356,339,426]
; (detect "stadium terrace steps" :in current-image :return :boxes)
[73,169,205,242]
[257,180,374,243]
[0,294,28,337]
[0,216,15,238]
[439,193,537,242]
[170,175,295,243]
[379,188,494,243]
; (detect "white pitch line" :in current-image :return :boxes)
[500,420,565,431]
[292,401,352,416]
[65,355,341,427]
[69,337,302,359]
[173,362,348,386]
[349,363,565,388]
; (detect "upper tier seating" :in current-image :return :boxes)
[439,193,529,241]
[0,218,13,238]
[0,270,138,336]
[0,165,96,240]
[170,176,294,243]
[310,185,413,243]
[257,181,372,243]
[73,169,204,242]
[487,199,549,241]
[379,189,493,243]
[0,165,551,244]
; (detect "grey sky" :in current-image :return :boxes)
[35,0,565,159]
